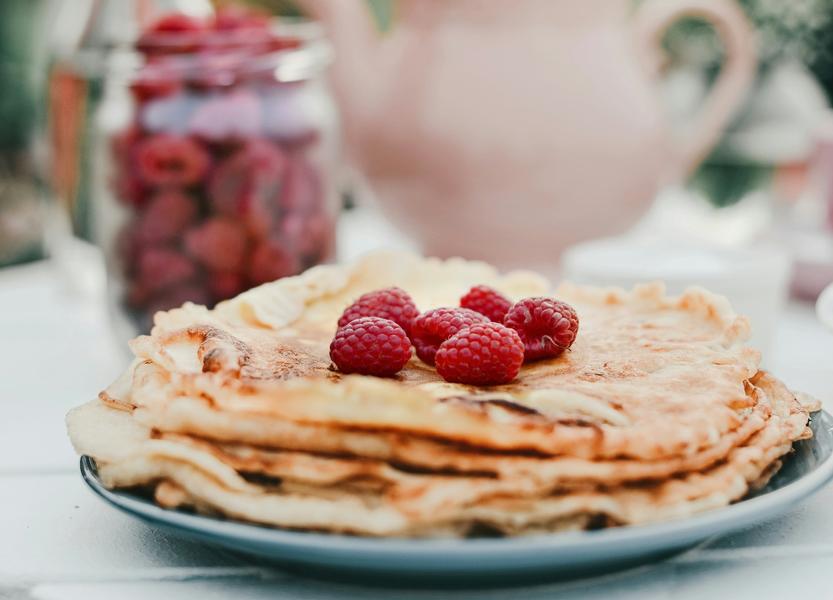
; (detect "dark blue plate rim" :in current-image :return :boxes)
[79,410,833,556]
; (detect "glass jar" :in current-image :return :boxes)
[91,14,338,336]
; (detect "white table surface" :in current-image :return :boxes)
[2,211,833,599]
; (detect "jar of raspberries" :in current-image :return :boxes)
[94,8,338,336]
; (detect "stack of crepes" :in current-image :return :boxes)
[67,253,819,537]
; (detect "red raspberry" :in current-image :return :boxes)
[329,317,412,377]
[135,190,197,245]
[338,288,419,337]
[135,134,210,187]
[117,224,142,275]
[137,14,207,57]
[208,140,286,237]
[248,238,300,285]
[281,211,335,265]
[267,37,303,53]
[110,124,142,169]
[130,63,181,102]
[435,322,524,385]
[503,297,579,361]
[137,248,197,294]
[410,307,488,365]
[460,285,512,323]
[112,170,147,208]
[280,157,322,213]
[207,270,246,302]
[147,13,206,35]
[184,218,248,272]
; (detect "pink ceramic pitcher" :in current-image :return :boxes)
[304,0,756,268]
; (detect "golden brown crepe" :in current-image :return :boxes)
[66,252,814,537]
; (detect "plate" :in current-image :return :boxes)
[80,411,833,583]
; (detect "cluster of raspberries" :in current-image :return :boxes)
[112,9,332,325]
[329,286,579,385]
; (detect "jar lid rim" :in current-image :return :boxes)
[64,19,332,82]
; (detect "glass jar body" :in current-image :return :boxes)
[91,28,338,335]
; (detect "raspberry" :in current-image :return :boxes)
[280,157,321,213]
[503,297,579,361]
[338,288,419,337]
[137,14,207,57]
[184,218,248,272]
[130,62,182,103]
[208,140,286,237]
[110,124,142,168]
[248,238,300,285]
[147,13,206,35]
[207,270,246,302]
[435,322,524,385]
[135,190,197,245]
[329,317,412,377]
[137,248,197,294]
[116,224,142,275]
[112,170,147,208]
[410,307,488,365]
[135,134,210,187]
[281,211,335,265]
[460,285,512,323]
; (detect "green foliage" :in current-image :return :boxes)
[365,0,395,33]
[665,0,833,100]
[687,162,773,208]
[0,0,44,151]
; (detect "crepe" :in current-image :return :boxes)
[67,370,808,536]
[125,368,770,487]
[110,251,759,461]
[67,251,814,538]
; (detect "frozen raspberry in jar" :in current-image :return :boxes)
[136,247,198,295]
[130,61,182,102]
[135,190,198,245]
[184,217,249,272]
[280,211,335,265]
[111,169,147,208]
[280,156,322,213]
[248,238,300,286]
[208,139,287,237]
[134,133,210,187]
[207,270,247,302]
[97,11,336,334]
[136,13,209,57]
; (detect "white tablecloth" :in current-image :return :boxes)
[2,213,832,599]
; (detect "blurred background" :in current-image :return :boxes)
[3,0,833,355]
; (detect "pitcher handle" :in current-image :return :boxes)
[634,0,757,179]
